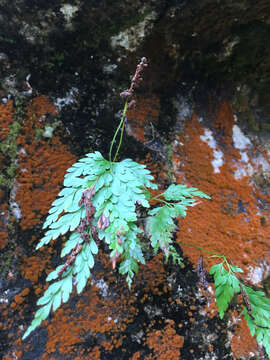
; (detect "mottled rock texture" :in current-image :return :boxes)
[0,1,270,359]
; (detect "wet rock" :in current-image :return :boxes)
[0,1,270,359]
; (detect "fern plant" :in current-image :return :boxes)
[23,58,270,358]
[23,149,209,338]
[210,258,270,356]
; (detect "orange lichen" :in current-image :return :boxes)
[86,346,101,360]
[10,243,170,359]
[129,351,141,360]
[174,106,270,274]
[14,288,30,305]
[20,254,50,283]
[3,94,270,359]
[136,253,167,295]
[172,101,270,357]
[0,100,13,141]
[0,191,8,249]
[0,96,82,359]
[204,296,218,319]
[6,93,182,359]
[214,100,235,139]
[3,349,22,360]
[16,96,76,229]
[13,249,136,358]
[145,320,184,360]
[0,101,14,250]
[230,316,262,359]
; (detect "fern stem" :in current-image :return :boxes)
[178,241,224,257]
[109,101,128,163]
[151,193,163,200]
[151,197,174,207]
[113,101,128,162]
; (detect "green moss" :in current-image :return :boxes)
[233,89,260,131]
[0,173,11,187]
[0,34,15,44]
[239,112,259,131]
[0,100,24,188]
[34,128,45,140]
[6,163,17,178]
[0,247,13,278]
[261,123,270,131]
[34,119,60,140]
[0,122,20,156]
[166,142,175,183]
[234,88,270,131]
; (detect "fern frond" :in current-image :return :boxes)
[23,150,211,339]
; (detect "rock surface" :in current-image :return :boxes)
[0,1,270,359]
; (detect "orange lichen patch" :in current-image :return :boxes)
[40,280,137,358]
[173,107,270,275]
[170,101,270,358]
[129,351,141,360]
[86,346,101,360]
[136,253,167,295]
[16,96,76,229]
[25,95,56,124]
[11,250,139,359]
[214,100,235,140]
[13,288,30,305]
[20,254,50,283]
[16,96,56,146]
[230,316,262,359]
[0,226,8,250]
[204,295,218,319]
[2,333,26,360]
[145,320,184,360]
[3,349,22,360]
[1,289,33,359]
[126,94,160,142]
[0,100,13,141]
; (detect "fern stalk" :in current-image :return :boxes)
[109,100,128,163]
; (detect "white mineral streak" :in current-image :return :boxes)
[43,126,54,138]
[174,95,193,120]
[232,125,270,178]
[55,87,79,109]
[110,11,157,52]
[232,125,252,150]
[253,153,270,172]
[60,4,79,26]
[232,124,252,178]
[247,262,270,285]
[10,181,21,220]
[91,278,109,297]
[200,128,224,173]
